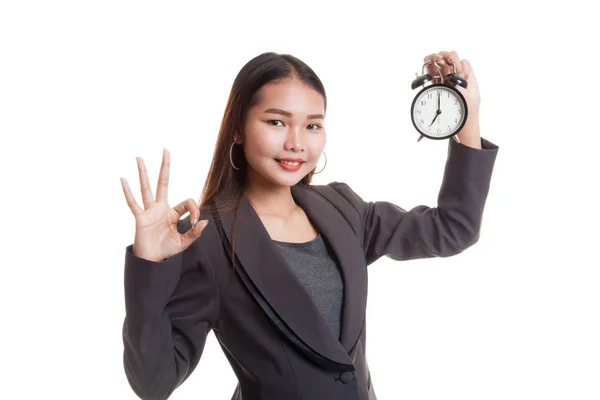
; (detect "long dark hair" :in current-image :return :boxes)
[197,52,327,267]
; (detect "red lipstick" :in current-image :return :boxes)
[275,158,305,172]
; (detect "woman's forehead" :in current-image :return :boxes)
[252,80,325,115]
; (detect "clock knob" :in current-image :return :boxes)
[443,59,468,88]
[445,73,468,89]
[411,74,435,90]
[411,59,444,90]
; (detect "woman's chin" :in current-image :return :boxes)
[266,170,307,187]
[272,174,304,187]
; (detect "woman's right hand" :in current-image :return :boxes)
[120,148,209,262]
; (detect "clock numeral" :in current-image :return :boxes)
[437,128,441,134]
[419,119,424,124]
[448,125,451,131]
[421,101,426,106]
[416,109,421,115]
[454,118,458,123]
[428,93,432,99]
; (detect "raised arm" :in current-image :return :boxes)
[122,219,220,400]
[330,137,499,265]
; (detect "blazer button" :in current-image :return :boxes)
[338,371,354,384]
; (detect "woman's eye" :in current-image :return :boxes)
[267,120,322,130]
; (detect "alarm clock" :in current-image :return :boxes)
[410,59,468,143]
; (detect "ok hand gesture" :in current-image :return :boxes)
[120,148,209,262]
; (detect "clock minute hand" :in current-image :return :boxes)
[428,91,442,128]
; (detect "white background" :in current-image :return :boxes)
[1,1,598,399]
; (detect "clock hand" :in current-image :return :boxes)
[429,111,440,127]
[428,91,442,128]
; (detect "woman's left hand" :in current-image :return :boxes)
[424,50,481,147]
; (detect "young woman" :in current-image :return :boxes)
[120,51,499,400]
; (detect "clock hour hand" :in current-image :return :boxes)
[429,110,440,127]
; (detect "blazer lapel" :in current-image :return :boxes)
[214,184,367,372]
[290,184,367,354]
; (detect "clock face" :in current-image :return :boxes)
[411,84,467,139]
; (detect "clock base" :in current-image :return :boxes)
[417,134,461,143]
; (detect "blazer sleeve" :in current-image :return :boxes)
[122,218,220,400]
[330,137,499,265]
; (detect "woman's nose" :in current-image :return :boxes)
[284,129,304,151]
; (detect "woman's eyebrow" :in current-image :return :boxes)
[263,108,324,120]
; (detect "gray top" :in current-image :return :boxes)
[272,234,344,339]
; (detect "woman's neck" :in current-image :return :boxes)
[244,182,298,217]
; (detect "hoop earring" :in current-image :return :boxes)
[230,141,242,170]
[312,151,327,174]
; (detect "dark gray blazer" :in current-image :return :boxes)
[122,137,499,400]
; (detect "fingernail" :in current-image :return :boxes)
[193,218,198,227]
[459,71,464,77]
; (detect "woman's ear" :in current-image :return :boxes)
[233,131,243,144]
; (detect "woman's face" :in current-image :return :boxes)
[238,78,326,190]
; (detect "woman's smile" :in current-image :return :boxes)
[275,158,305,171]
